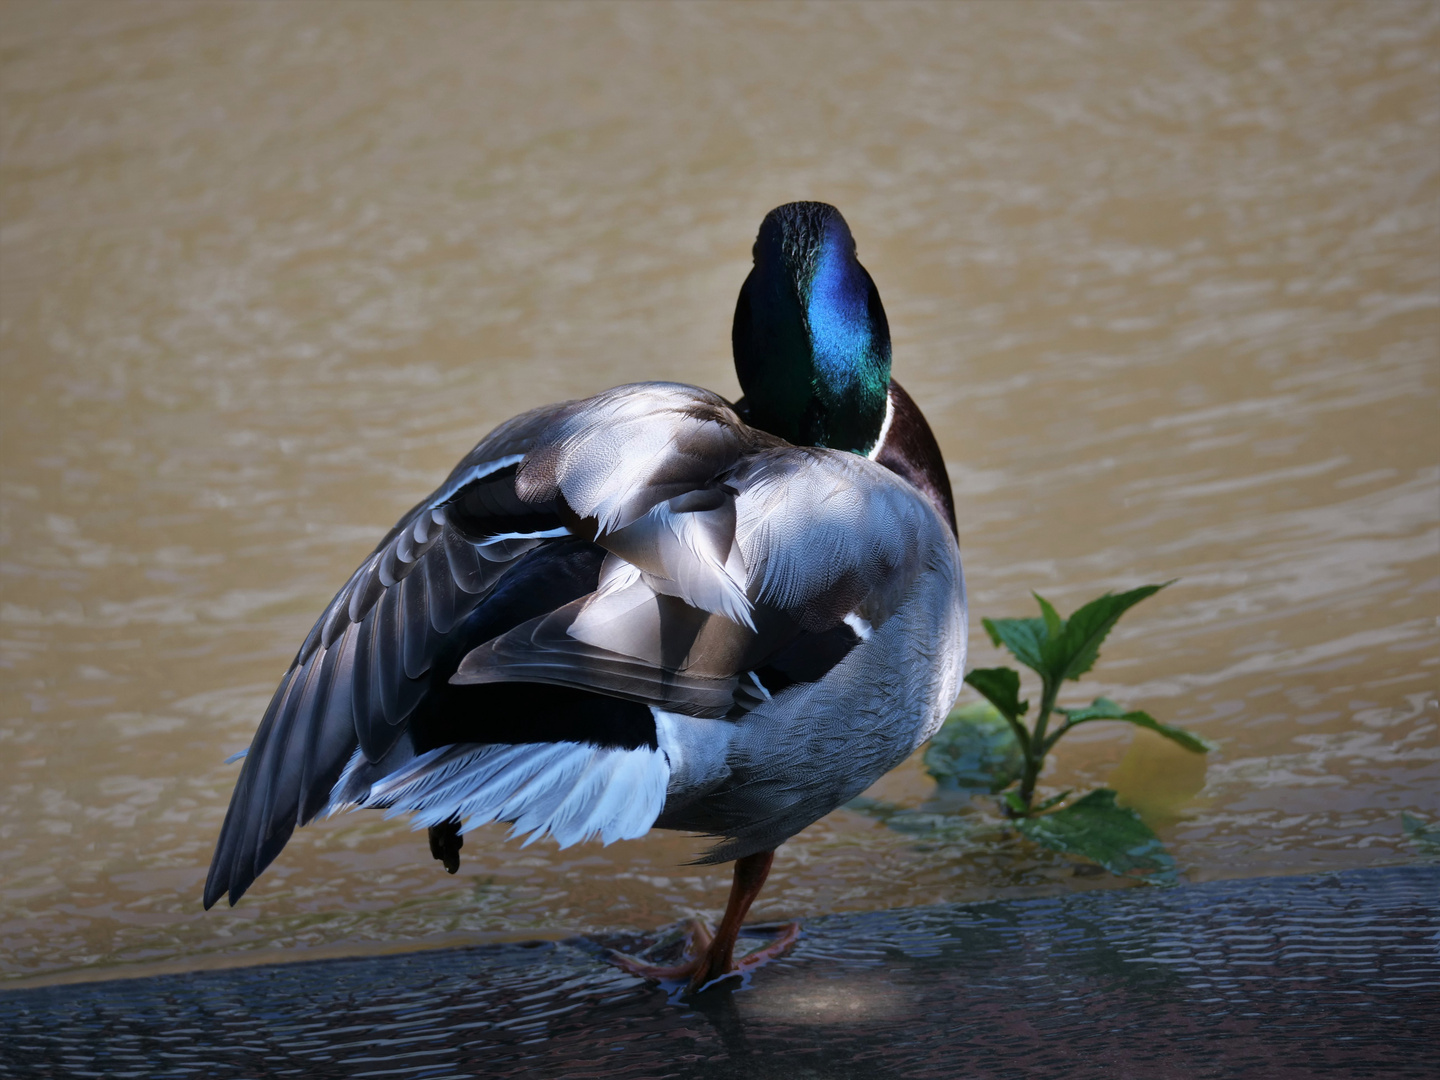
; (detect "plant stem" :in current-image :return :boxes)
[1017,678,1060,811]
[1042,722,1074,757]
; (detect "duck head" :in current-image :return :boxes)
[732,202,891,454]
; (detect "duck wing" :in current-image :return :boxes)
[204,402,578,909]
[453,384,931,714]
[372,385,939,859]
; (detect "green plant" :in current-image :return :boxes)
[960,583,1212,882]
[850,583,1213,884]
[968,584,1208,807]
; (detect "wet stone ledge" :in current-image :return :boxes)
[2,866,1436,1079]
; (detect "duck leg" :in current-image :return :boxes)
[611,849,801,994]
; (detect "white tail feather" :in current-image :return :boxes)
[333,741,668,850]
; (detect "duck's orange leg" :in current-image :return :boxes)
[611,849,800,993]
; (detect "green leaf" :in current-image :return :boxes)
[1057,697,1213,754]
[982,583,1171,688]
[1401,812,1440,856]
[1053,583,1172,683]
[981,616,1048,674]
[1058,697,1130,722]
[1035,592,1064,640]
[1017,788,1178,885]
[1030,789,1072,814]
[924,702,1025,793]
[962,668,1029,723]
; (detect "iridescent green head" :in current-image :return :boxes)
[732,202,892,454]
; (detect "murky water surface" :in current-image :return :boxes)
[1,1,1436,986]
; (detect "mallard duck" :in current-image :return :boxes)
[205,202,967,993]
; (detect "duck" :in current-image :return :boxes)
[204,201,967,994]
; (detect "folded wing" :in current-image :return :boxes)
[205,402,576,908]
[454,385,931,713]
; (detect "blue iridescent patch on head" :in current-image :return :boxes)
[806,220,877,391]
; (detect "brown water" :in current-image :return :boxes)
[1,1,1436,988]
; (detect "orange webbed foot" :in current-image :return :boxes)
[610,917,801,994]
[609,916,716,982]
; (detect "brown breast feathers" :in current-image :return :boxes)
[875,380,957,537]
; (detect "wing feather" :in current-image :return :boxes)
[422,543,457,635]
[733,448,926,631]
[449,385,934,727]
[296,624,358,824]
[254,643,329,848]
[516,383,751,532]
[205,401,578,908]
[454,596,740,718]
[443,524,486,592]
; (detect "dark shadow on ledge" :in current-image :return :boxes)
[2,866,1437,1078]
